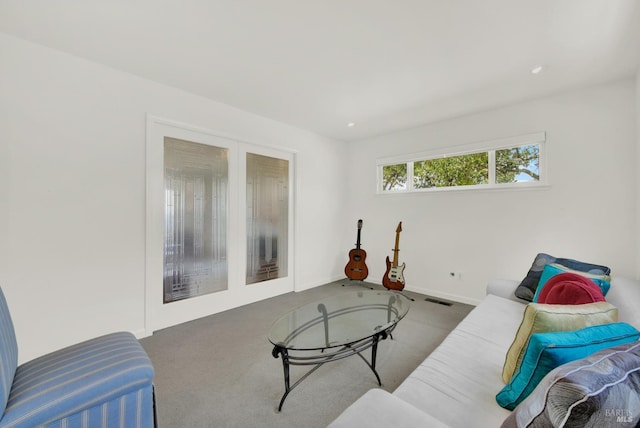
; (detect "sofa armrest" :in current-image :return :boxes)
[486,279,529,304]
[328,388,450,428]
[606,277,640,328]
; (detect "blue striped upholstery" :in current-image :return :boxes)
[40,387,155,428]
[0,286,156,428]
[0,288,19,416]
[0,332,154,428]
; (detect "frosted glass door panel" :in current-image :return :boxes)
[164,137,228,303]
[246,153,289,285]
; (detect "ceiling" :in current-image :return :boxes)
[1,1,639,142]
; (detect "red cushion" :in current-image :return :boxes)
[537,272,605,305]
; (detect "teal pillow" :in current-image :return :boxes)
[532,263,611,302]
[496,322,639,410]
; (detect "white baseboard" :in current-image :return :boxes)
[404,285,482,306]
[349,276,482,306]
[133,328,152,340]
[295,274,345,292]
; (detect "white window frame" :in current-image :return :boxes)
[377,132,547,194]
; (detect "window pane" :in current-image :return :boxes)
[164,137,228,303]
[382,163,407,191]
[246,153,289,285]
[414,152,488,188]
[496,145,539,183]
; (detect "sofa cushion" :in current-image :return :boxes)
[535,272,605,305]
[328,388,449,428]
[502,301,618,383]
[515,253,611,301]
[0,287,18,416]
[496,322,640,410]
[532,263,611,302]
[393,295,519,427]
[501,341,640,428]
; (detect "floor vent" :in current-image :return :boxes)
[424,297,453,306]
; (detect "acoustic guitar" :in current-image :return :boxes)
[382,221,405,291]
[344,219,369,280]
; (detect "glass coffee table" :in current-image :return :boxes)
[268,290,410,411]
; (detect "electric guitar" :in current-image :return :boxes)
[382,221,405,291]
[344,219,369,280]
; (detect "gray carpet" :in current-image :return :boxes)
[140,280,473,428]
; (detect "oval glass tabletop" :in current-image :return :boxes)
[268,290,410,351]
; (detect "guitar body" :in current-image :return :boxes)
[382,256,405,290]
[345,248,369,280]
[382,221,406,291]
[345,219,369,280]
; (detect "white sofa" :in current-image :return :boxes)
[328,276,640,428]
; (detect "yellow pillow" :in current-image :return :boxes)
[501,302,618,383]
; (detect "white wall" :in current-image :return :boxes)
[346,79,638,304]
[0,33,348,363]
[637,70,640,278]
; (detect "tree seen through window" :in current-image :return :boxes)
[381,144,540,191]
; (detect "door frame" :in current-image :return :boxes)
[145,115,296,334]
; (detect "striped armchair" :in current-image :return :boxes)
[0,287,156,428]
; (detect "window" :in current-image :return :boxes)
[379,132,545,193]
[495,145,539,184]
[414,152,489,188]
[382,163,407,190]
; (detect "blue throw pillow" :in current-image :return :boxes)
[496,322,639,410]
[515,253,611,301]
[532,263,611,303]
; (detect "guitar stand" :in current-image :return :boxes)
[383,288,415,302]
[396,291,415,302]
[342,279,374,290]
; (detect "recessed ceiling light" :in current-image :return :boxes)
[531,66,543,75]
[347,122,356,128]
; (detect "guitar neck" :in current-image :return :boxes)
[392,232,400,266]
[355,228,362,250]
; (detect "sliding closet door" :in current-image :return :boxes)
[146,117,295,333]
[163,138,228,302]
[241,145,294,291]
[245,153,289,284]
[146,118,238,332]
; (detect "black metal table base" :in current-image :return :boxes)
[271,331,388,411]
